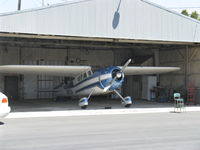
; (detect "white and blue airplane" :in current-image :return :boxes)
[0,59,180,109]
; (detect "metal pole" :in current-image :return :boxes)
[185,45,189,88]
[17,0,21,11]
[154,49,160,85]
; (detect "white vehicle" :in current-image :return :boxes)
[0,92,11,118]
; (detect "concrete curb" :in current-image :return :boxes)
[5,106,200,119]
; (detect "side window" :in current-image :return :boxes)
[84,73,87,78]
[80,74,83,80]
[77,76,81,82]
[88,71,92,76]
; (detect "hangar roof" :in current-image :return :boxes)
[0,0,200,44]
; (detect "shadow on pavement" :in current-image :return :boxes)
[0,121,5,125]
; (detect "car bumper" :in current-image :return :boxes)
[0,106,11,118]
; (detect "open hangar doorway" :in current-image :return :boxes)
[0,33,199,110]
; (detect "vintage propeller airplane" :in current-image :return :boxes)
[0,59,180,109]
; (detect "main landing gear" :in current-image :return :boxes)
[79,89,95,109]
[79,89,132,109]
[113,90,132,108]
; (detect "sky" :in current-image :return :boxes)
[149,0,200,13]
[0,0,200,14]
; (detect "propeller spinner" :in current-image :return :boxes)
[103,59,131,92]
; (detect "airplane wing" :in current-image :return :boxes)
[119,66,180,75]
[0,65,91,77]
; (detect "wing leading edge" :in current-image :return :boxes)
[0,65,180,76]
[119,66,180,75]
[0,65,91,77]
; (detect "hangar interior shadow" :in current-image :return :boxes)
[0,34,199,112]
[9,96,174,112]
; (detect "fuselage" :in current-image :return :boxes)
[61,66,124,96]
[72,66,124,95]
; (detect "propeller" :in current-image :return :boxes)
[103,59,132,92]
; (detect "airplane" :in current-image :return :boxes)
[0,59,180,109]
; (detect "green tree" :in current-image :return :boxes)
[191,11,199,19]
[181,9,189,16]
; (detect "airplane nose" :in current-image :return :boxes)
[101,67,125,91]
[116,72,122,78]
[111,69,124,81]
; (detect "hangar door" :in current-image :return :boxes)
[5,76,18,100]
[23,60,64,99]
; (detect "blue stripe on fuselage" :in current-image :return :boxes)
[73,66,120,87]
[75,78,123,94]
[75,78,112,93]
[74,73,112,94]
[73,72,100,87]
[75,81,100,93]
[74,66,122,94]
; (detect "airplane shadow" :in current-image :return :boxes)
[169,111,182,114]
[0,121,5,125]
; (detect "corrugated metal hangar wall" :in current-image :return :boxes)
[0,0,200,42]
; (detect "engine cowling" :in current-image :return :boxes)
[99,67,124,91]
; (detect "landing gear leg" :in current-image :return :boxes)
[113,90,132,108]
[79,89,95,109]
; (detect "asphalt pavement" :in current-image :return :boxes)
[1,112,200,150]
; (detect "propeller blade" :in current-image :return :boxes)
[103,76,117,91]
[121,59,131,72]
[103,85,112,92]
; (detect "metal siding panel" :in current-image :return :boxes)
[190,22,197,42]
[95,0,110,37]
[195,24,200,42]
[141,2,153,39]
[136,0,144,39]
[0,0,200,43]
[162,11,169,40]
[133,0,140,39]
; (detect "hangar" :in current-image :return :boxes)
[0,0,200,106]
